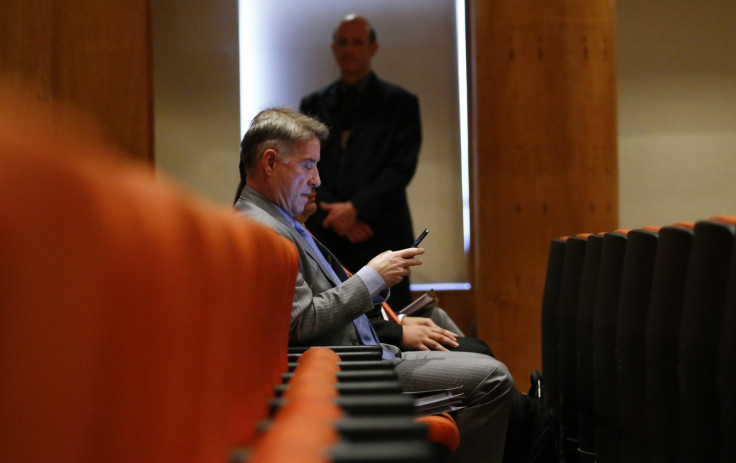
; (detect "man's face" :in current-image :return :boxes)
[302,188,318,218]
[331,20,377,78]
[270,138,321,217]
[293,188,317,224]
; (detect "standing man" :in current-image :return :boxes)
[300,14,421,309]
[235,108,514,463]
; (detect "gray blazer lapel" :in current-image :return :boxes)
[312,236,349,281]
[297,231,344,286]
[236,187,342,285]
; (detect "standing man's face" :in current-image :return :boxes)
[269,138,321,217]
[331,19,378,80]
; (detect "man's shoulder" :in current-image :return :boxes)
[301,81,339,105]
[237,202,277,231]
[237,199,272,222]
[371,74,417,101]
[235,189,291,235]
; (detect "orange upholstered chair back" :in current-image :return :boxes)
[0,85,298,463]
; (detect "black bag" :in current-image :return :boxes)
[503,371,560,463]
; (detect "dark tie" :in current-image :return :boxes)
[340,85,360,127]
[338,85,360,151]
[293,222,394,359]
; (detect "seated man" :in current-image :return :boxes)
[235,108,515,463]
[296,188,494,357]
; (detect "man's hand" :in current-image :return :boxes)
[367,247,424,287]
[345,220,374,243]
[400,317,459,351]
[321,201,358,235]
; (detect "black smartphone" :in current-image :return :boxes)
[412,228,429,247]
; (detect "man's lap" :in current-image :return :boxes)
[391,350,514,403]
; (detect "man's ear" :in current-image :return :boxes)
[370,42,379,57]
[331,41,339,59]
[262,149,278,175]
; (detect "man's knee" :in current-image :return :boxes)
[492,359,515,393]
[470,357,516,405]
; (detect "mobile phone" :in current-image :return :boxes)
[412,228,429,247]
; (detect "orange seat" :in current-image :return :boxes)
[415,413,461,452]
[0,84,298,463]
[713,215,736,225]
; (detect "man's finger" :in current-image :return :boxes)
[398,256,422,268]
[395,247,425,258]
[434,330,457,342]
[443,336,459,347]
[431,332,459,348]
[432,342,449,351]
[439,328,459,340]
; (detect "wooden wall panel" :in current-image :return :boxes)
[0,0,153,160]
[469,1,618,383]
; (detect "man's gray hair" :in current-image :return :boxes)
[239,108,328,177]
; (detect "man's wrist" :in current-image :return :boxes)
[347,201,358,220]
[356,265,387,298]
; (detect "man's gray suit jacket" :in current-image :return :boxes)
[235,186,378,347]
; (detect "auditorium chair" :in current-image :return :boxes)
[540,217,736,463]
[718,216,736,463]
[592,230,628,463]
[644,223,694,463]
[555,235,588,462]
[574,234,604,462]
[614,228,659,463]
[541,237,568,419]
[678,218,735,462]
[0,86,300,463]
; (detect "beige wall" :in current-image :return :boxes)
[153,0,241,204]
[617,0,736,227]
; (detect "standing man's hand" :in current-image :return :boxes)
[345,220,374,243]
[366,247,424,287]
[321,201,358,235]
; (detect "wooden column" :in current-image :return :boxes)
[0,0,153,161]
[469,1,618,383]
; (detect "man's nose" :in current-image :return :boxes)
[310,168,321,187]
